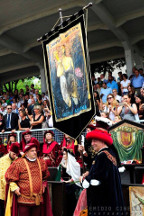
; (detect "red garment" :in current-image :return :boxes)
[5,158,49,205]
[20,137,40,152]
[0,144,7,155]
[61,136,77,154]
[42,139,62,167]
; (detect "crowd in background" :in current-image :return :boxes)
[0,66,144,133]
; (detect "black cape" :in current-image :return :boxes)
[86,148,125,216]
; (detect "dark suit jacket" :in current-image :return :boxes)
[3,113,19,130]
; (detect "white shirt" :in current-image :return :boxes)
[120,80,130,93]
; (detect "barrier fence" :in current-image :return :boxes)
[0,128,64,145]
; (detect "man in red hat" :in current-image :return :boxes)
[80,129,125,216]
[42,130,62,167]
[20,130,40,154]
[0,142,19,216]
[5,142,52,216]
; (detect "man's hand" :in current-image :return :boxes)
[14,188,21,196]
[78,145,85,152]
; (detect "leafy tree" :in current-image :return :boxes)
[91,58,126,75]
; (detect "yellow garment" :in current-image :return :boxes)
[0,154,14,200]
[4,187,13,216]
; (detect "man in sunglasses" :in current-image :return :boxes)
[2,105,19,132]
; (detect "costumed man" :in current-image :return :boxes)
[0,137,7,157]
[7,133,17,152]
[5,143,53,216]
[80,129,125,216]
[42,130,62,167]
[0,142,19,216]
[20,130,40,154]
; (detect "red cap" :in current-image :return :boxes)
[9,142,20,155]
[86,129,113,146]
[44,130,54,138]
[22,130,32,136]
[23,143,38,153]
[8,133,17,140]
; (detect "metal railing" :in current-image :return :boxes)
[0,128,64,145]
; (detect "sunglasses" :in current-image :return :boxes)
[107,97,113,99]
[7,108,12,110]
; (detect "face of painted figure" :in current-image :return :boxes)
[26,147,37,160]
[91,139,106,152]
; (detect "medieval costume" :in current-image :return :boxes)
[20,130,40,152]
[0,137,7,157]
[5,143,52,216]
[6,133,17,152]
[82,129,125,216]
[0,143,19,216]
[42,130,62,167]
[60,149,81,216]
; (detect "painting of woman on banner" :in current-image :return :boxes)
[46,23,91,122]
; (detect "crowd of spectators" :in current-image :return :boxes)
[0,84,53,132]
[0,67,144,133]
[93,67,144,124]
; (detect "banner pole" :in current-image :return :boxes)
[58,8,63,26]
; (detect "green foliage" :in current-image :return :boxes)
[3,76,41,93]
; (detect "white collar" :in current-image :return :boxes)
[25,156,37,162]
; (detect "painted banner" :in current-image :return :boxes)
[129,186,144,215]
[109,120,144,163]
[42,14,95,138]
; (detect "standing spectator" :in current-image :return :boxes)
[104,94,118,121]
[131,69,144,94]
[100,81,112,103]
[139,68,144,76]
[2,105,19,132]
[18,110,30,131]
[107,75,118,91]
[36,94,43,105]
[30,105,44,129]
[0,113,4,132]
[120,74,130,95]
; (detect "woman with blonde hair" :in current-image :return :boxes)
[103,94,119,121]
[30,105,44,129]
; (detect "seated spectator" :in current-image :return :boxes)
[112,89,122,103]
[44,109,53,128]
[42,130,62,167]
[128,85,136,104]
[100,81,112,103]
[104,94,118,121]
[135,94,144,120]
[100,111,109,119]
[7,133,17,152]
[139,68,144,76]
[94,91,100,116]
[112,115,122,124]
[131,69,144,94]
[28,94,34,105]
[30,105,44,129]
[42,92,49,101]
[117,94,137,121]
[120,74,130,95]
[20,130,40,153]
[2,104,19,132]
[107,75,118,91]
[18,110,31,131]
[2,99,7,108]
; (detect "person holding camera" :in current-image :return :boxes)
[117,94,137,121]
